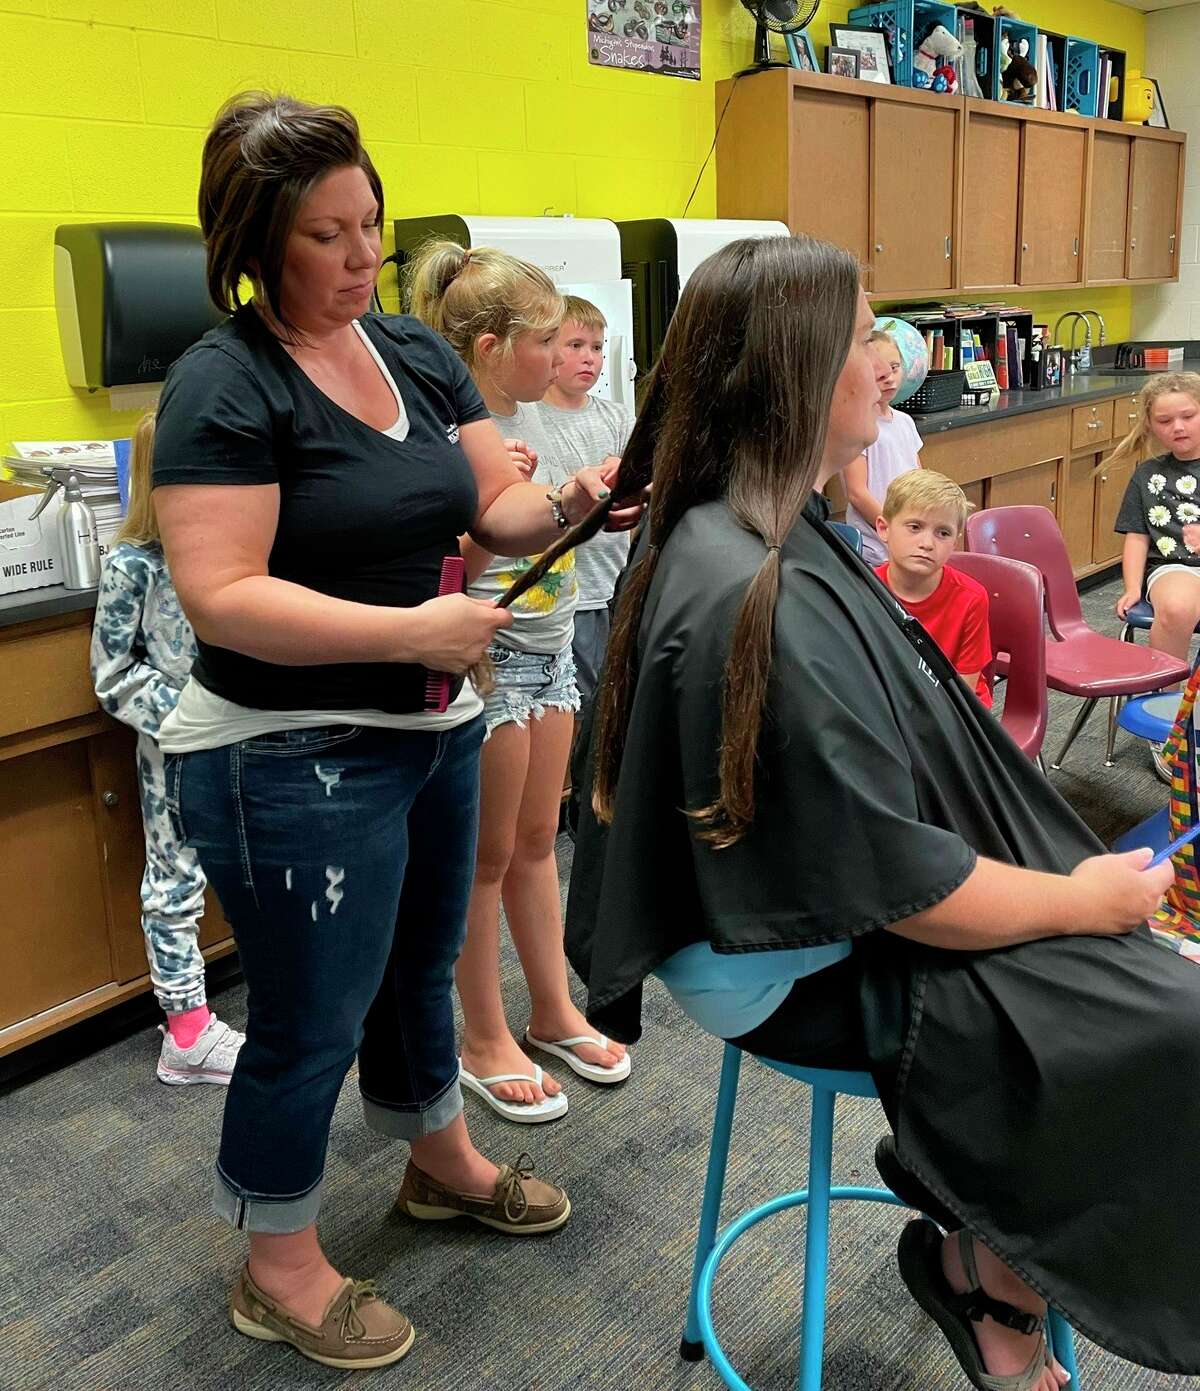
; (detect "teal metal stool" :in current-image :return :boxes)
[675,1044,1083,1388]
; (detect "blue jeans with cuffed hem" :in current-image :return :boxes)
[168,716,483,1234]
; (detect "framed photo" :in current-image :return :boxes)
[826,45,860,80]
[784,28,818,73]
[1147,77,1170,129]
[1042,345,1063,389]
[828,24,892,84]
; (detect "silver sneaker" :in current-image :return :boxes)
[1150,741,1174,786]
[157,1015,245,1086]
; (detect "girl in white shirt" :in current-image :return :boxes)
[844,330,924,565]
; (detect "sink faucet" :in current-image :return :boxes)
[1079,308,1107,358]
[1052,312,1094,374]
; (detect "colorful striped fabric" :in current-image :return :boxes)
[1149,669,1200,960]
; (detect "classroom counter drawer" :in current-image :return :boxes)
[1071,399,1115,451]
[0,618,98,740]
[918,408,1071,489]
[1114,392,1141,441]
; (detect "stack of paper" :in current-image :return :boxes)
[2,440,124,556]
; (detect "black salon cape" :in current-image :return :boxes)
[565,497,1200,1372]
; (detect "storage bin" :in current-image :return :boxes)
[995,16,1038,104]
[1062,37,1099,117]
[905,368,967,414]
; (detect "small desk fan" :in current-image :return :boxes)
[737,0,820,73]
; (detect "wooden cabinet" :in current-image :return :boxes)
[1128,136,1184,280]
[1018,122,1087,286]
[714,72,1185,297]
[0,607,233,1058]
[787,86,870,264]
[872,102,957,293]
[987,458,1060,511]
[1093,458,1136,567]
[1062,453,1101,572]
[1087,132,1131,282]
[715,71,961,293]
[1070,399,1114,451]
[960,110,1021,289]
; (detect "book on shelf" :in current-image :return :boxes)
[1098,56,1112,118]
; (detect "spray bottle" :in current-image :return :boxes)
[29,468,100,589]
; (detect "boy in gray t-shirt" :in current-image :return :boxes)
[535,296,635,708]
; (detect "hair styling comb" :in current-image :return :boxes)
[424,554,467,713]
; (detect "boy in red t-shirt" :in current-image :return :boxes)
[874,470,993,706]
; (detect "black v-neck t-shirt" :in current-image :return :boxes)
[153,309,489,714]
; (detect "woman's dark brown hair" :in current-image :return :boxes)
[516,234,862,847]
[198,92,384,339]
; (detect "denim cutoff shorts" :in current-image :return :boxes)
[483,641,580,737]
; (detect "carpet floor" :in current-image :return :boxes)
[1,574,1196,1391]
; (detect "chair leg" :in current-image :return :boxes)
[681,1044,742,1362]
[796,1086,836,1391]
[1049,697,1097,770]
[1105,695,1121,767]
[1120,622,1133,644]
[1047,1309,1082,1387]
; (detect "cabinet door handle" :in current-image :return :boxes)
[1131,237,1138,250]
[101,791,119,807]
[1073,236,1079,256]
[1129,411,1138,421]
[1022,242,1029,252]
[1100,474,1108,483]
[945,234,952,259]
[1050,481,1056,502]
[1170,232,1177,256]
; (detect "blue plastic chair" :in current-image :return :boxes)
[827,520,864,556]
[1116,690,1181,746]
[1119,599,1200,647]
[1114,805,1172,857]
[655,945,1083,1390]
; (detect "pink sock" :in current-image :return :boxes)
[167,1005,212,1050]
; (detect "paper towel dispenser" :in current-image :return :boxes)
[54,222,224,392]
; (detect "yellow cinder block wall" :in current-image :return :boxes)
[0,0,1147,450]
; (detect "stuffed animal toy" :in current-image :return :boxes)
[912,23,963,92]
[999,33,1037,101]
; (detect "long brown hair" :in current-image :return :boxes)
[1103,371,1200,471]
[518,235,862,847]
[198,92,384,340]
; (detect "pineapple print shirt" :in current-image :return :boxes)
[1116,451,1200,576]
[470,402,578,654]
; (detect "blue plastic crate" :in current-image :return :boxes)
[995,16,1038,104]
[1062,37,1099,117]
[847,1,912,86]
[911,1,959,89]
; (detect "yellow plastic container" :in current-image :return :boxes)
[1123,70,1155,124]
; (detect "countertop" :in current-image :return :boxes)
[0,582,97,631]
[913,370,1148,435]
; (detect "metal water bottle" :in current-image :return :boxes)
[56,471,100,589]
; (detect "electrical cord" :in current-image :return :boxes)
[681,71,743,218]
[372,251,403,312]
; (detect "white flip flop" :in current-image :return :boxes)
[458,1060,568,1124]
[524,1031,632,1085]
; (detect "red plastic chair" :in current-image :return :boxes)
[965,505,1190,769]
[949,553,1048,766]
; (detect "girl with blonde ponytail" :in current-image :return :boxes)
[565,235,1200,1390]
[407,240,631,1125]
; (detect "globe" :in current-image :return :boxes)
[872,315,929,405]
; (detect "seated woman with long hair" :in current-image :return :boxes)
[556,234,1200,1390]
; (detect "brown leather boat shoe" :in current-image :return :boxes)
[396,1152,571,1235]
[229,1265,415,1369]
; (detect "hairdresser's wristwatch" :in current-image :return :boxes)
[546,485,570,529]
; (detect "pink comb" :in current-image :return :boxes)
[424,555,467,713]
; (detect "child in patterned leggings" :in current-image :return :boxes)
[90,414,244,1085]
